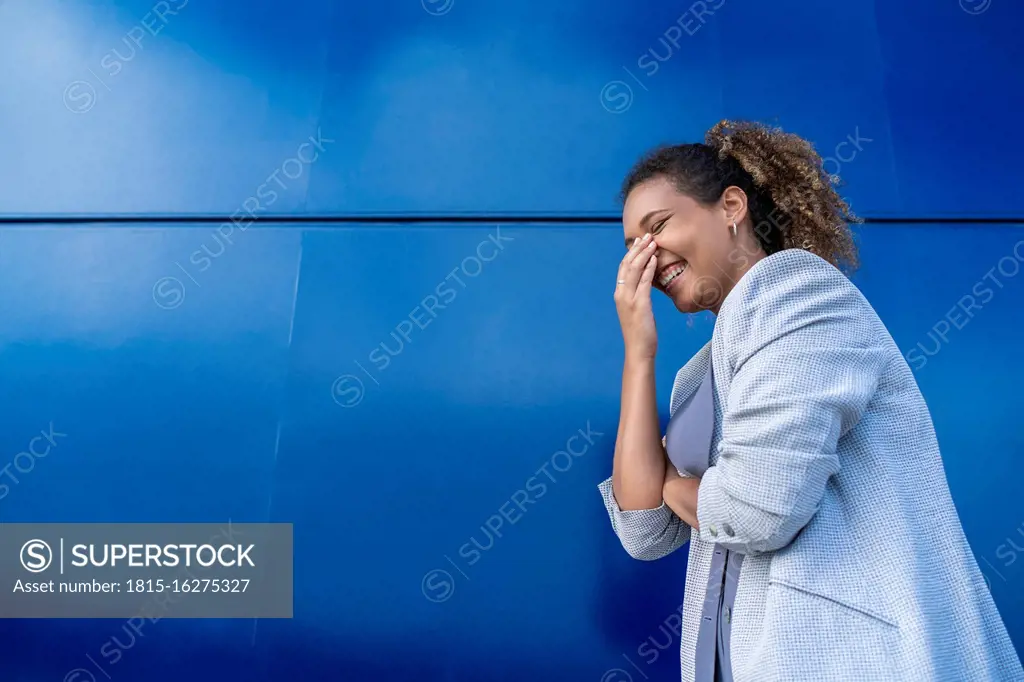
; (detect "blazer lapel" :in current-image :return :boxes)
[669,342,711,415]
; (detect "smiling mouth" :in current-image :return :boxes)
[656,261,687,290]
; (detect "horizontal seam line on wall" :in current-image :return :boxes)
[0,216,1021,225]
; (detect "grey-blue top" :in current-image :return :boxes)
[664,360,741,682]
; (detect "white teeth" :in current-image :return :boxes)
[658,265,686,288]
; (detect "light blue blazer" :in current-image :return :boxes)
[599,249,1024,681]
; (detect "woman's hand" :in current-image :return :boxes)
[663,469,701,529]
[614,234,659,362]
[662,443,701,527]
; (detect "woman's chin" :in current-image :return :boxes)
[669,291,700,314]
[660,283,701,314]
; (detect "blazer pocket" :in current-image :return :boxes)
[768,577,898,629]
[762,578,902,681]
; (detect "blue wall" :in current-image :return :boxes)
[0,1,1021,681]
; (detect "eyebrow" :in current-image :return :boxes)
[624,209,671,249]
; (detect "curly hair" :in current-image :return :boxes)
[620,119,860,273]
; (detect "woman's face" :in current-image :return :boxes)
[622,176,759,314]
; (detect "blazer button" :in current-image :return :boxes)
[723,523,734,537]
[708,525,718,537]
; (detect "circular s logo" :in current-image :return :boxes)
[20,539,53,573]
[692,275,725,311]
[64,669,97,682]
[421,569,454,603]
[960,0,991,14]
[421,0,454,16]
[63,81,97,114]
[331,374,365,408]
[599,81,633,114]
[152,276,185,310]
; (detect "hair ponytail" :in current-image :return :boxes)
[704,119,860,272]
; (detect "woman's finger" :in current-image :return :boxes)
[615,237,642,286]
[625,237,657,290]
[616,236,649,291]
[619,236,644,269]
[636,248,658,297]
[624,235,648,265]
[618,233,651,276]
[625,234,652,264]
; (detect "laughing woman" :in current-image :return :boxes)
[598,120,1023,682]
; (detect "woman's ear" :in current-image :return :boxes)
[721,186,749,226]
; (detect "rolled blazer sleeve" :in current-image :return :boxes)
[598,477,691,561]
[696,251,889,555]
